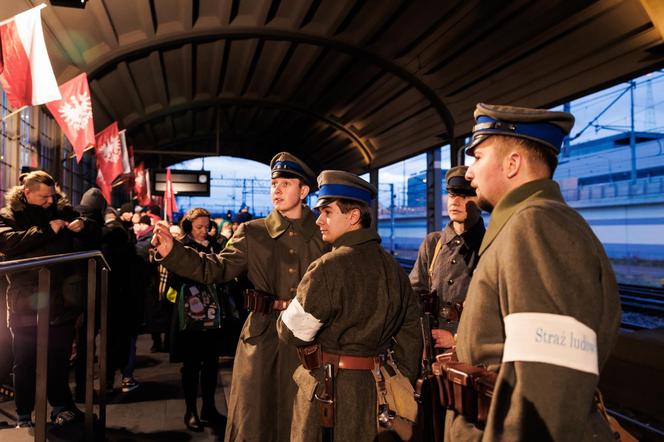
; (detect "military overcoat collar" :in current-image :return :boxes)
[479,179,564,255]
[332,228,380,249]
[264,205,318,240]
[440,217,485,248]
[439,223,458,245]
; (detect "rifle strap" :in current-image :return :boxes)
[428,236,445,284]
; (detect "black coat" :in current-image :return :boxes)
[102,220,142,331]
[0,186,91,328]
[135,227,167,333]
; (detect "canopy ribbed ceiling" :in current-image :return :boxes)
[3,0,663,173]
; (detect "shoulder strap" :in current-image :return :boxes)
[428,236,445,281]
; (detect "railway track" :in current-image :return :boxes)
[618,283,664,316]
[394,256,664,322]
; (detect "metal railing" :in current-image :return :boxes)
[0,251,110,441]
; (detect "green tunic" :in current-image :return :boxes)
[277,229,422,442]
[157,208,327,442]
[409,219,485,332]
[445,179,621,441]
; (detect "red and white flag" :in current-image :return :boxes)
[45,73,94,163]
[133,162,151,206]
[164,168,178,222]
[119,130,131,174]
[95,122,123,203]
[0,4,61,108]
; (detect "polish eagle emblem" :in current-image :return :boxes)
[58,92,93,132]
[99,135,121,164]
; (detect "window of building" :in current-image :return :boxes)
[378,153,426,258]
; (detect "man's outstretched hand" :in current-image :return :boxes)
[151,221,174,257]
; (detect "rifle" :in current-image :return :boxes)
[413,292,444,442]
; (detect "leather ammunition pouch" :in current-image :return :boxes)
[432,351,457,409]
[431,351,497,427]
[297,343,323,370]
[243,289,290,313]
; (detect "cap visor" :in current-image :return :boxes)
[463,135,487,156]
[314,197,334,209]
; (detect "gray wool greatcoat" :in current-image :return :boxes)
[445,179,621,441]
[409,219,485,332]
[277,228,422,442]
[156,207,327,442]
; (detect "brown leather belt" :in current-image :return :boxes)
[322,351,381,370]
[244,289,291,313]
[272,299,291,311]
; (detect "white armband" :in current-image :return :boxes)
[281,297,323,342]
[502,313,599,375]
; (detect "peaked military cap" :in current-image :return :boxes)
[465,103,575,155]
[315,170,377,209]
[270,152,317,191]
[445,166,475,196]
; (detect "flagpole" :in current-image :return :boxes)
[0,3,47,26]
[2,106,28,121]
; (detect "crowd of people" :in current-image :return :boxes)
[0,103,622,441]
[0,176,247,430]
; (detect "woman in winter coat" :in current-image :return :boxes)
[167,208,225,432]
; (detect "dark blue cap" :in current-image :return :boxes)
[315,170,377,208]
[270,152,317,190]
[465,103,575,155]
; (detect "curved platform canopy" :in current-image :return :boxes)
[4,0,664,173]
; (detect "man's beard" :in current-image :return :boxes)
[477,196,494,213]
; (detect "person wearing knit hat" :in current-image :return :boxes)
[151,152,327,441]
[278,170,421,442]
[118,202,135,232]
[446,104,620,440]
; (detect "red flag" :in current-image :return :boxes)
[45,73,94,163]
[133,162,151,206]
[164,168,178,222]
[94,122,123,203]
[0,5,61,108]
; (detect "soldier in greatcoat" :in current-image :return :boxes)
[151,152,327,442]
[410,166,484,349]
[445,104,621,441]
[277,170,422,442]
